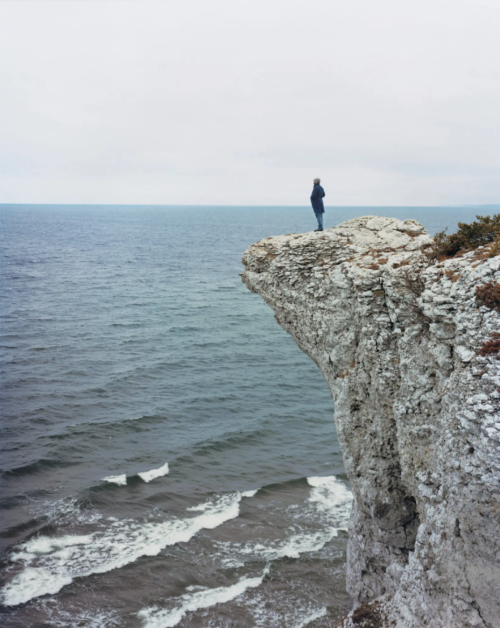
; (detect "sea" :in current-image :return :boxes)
[0,205,491,628]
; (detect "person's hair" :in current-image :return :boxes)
[313,177,321,184]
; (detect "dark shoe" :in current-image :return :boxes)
[314,228,323,232]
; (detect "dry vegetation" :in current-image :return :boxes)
[428,214,500,260]
[350,602,384,627]
[475,281,500,359]
[479,333,500,358]
[476,281,500,313]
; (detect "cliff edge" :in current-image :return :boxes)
[242,217,500,628]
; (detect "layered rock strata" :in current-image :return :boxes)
[242,217,500,628]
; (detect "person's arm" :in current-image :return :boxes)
[311,187,318,201]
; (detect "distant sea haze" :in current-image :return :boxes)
[0,205,490,627]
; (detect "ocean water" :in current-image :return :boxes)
[0,205,488,628]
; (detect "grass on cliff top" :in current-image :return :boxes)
[430,214,500,259]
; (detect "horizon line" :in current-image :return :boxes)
[2,203,499,209]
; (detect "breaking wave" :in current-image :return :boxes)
[1,492,244,607]
[138,566,270,628]
[137,462,169,483]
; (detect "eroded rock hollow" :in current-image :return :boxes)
[242,217,500,628]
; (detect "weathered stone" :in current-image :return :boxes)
[242,216,500,628]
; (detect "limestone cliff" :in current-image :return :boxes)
[242,217,500,628]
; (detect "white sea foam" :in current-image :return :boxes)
[102,462,170,486]
[250,476,352,561]
[4,568,73,603]
[244,589,329,628]
[258,476,352,560]
[39,598,121,628]
[15,535,93,558]
[102,474,127,486]
[220,528,338,568]
[188,488,257,512]
[269,529,337,559]
[294,606,327,627]
[137,462,169,483]
[218,476,352,568]
[241,489,258,498]
[138,566,269,628]
[29,496,103,527]
[306,475,352,527]
[186,502,211,512]
[1,492,242,607]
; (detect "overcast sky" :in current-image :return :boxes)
[1,0,499,206]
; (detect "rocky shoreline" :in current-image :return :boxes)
[242,217,500,628]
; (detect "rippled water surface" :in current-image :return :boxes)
[0,205,485,627]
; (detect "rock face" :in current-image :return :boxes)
[242,217,500,628]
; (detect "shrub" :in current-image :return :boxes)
[428,228,450,259]
[402,267,426,296]
[489,236,500,257]
[351,601,383,627]
[476,282,500,313]
[430,214,500,258]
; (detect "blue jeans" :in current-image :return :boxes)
[314,211,324,229]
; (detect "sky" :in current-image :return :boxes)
[0,0,499,206]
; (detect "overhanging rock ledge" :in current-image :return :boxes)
[242,216,500,628]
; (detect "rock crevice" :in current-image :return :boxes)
[242,216,500,628]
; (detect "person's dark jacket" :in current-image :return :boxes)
[310,184,325,213]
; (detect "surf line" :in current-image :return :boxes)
[137,565,271,628]
[1,491,249,607]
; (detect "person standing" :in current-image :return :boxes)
[310,178,325,231]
